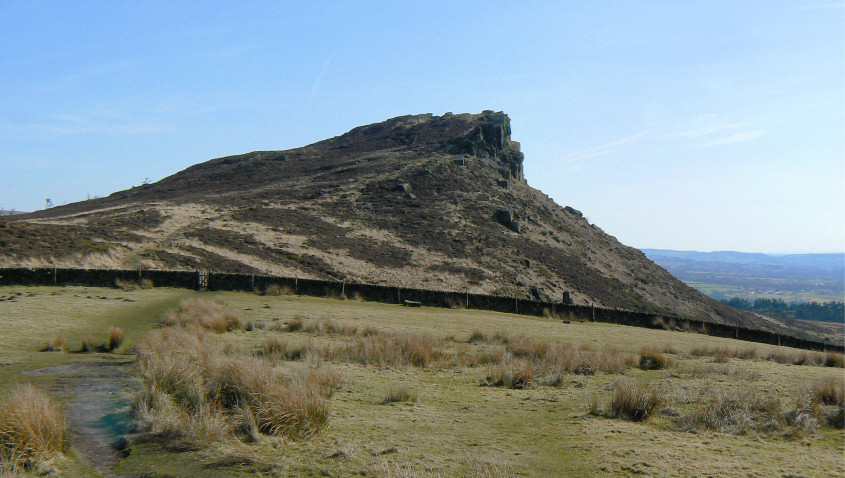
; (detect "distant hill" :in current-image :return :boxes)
[0,111,802,336]
[642,249,845,303]
[0,210,27,217]
[641,249,845,270]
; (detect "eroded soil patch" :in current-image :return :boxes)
[25,357,137,476]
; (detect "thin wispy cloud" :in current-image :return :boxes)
[696,130,764,147]
[659,123,744,140]
[560,132,647,164]
[0,113,171,139]
[310,59,332,97]
[794,3,844,10]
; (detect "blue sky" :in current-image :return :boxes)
[1,1,842,253]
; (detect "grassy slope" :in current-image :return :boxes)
[0,287,842,477]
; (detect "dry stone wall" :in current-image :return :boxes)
[0,267,837,353]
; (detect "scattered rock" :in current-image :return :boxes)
[378,446,398,455]
[564,206,583,218]
[493,209,520,233]
[112,436,130,451]
[530,286,550,302]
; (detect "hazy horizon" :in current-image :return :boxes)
[1,1,842,253]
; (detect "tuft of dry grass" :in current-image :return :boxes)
[108,326,125,352]
[605,378,664,421]
[0,384,69,472]
[162,298,241,332]
[39,335,66,352]
[259,283,293,296]
[639,347,668,370]
[468,329,488,343]
[79,335,97,353]
[810,376,844,406]
[674,389,783,434]
[308,319,357,336]
[481,358,534,389]
[381,384,418,404]
[136,325,333,444]
[259,333,310,362]
[284,318,304,332]
[824,352,844,368]
[712,348,731,363]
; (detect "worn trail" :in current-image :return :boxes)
[25,358,137,477]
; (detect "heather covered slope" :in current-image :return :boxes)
[1,111,768,330]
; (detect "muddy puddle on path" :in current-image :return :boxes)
[24,357,138,477]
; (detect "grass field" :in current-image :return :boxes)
[0,285,842,477]
[685,281,844,304]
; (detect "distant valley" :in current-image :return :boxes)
[643,249,844,307]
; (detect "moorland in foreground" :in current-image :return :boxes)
[0,285,842,477]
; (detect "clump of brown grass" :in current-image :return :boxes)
[604,378,664,421]
[329,333,440,369]
[734,347,757,359]
[282,317,304,332]
[108,327,124,352]
[481,358,534,389]
[468,346,506,367]
[135,326,331,444]
[468,330,488,343]
[259,334,310,362]
[115,278,154,290]
[712,348,731,363]
[824,352,844,368]
[381,384,418,404]
[39,335,65,352]
[674,389,783,434]
[765,348,830,367]
[163,298,241,332]
[811,376,844,406]
[307,319,357,336]
[361,325,380,337]
[79,335,98,353]
[0,384,69,472]
[639,347,668,370]
[259,283,293,296]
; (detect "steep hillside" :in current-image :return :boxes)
[1,111,770,330]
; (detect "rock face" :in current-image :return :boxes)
[1,110,778,333]
[445,111,525,181]
[493,209,520,233]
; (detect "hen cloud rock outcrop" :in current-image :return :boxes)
[1,111,768,330]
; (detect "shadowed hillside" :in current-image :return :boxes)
[1,111,783,332]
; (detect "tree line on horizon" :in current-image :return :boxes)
[721,297,844,324]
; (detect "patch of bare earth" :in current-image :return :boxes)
[24,358,137,477]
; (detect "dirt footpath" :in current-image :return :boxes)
[24,357,137,477]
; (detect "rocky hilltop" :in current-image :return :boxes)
[1,111,776,330]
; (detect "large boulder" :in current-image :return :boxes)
[493,209,520,233]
